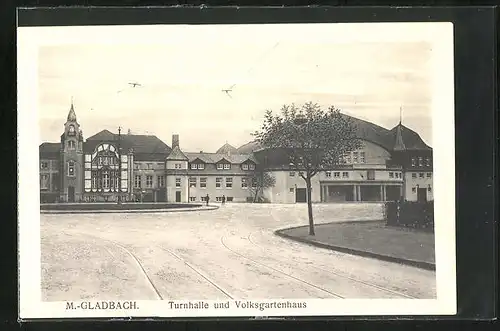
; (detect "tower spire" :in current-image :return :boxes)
[67,97,77,122]
[399,105,403,125]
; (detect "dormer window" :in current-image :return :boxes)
[425,157,431,167]
[190,163,205,170]
[249,164,255,170]
[411,157,416,166]
[217,161,231,170]
[217,164,223,170]
[242,164,249,170]
[418,157,423,166]
[224,163,230,170]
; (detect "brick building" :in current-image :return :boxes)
[39,103,433,204]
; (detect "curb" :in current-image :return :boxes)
[41,206,219,214]
[274,228,435,272]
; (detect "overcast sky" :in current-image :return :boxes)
[38,24,434,151]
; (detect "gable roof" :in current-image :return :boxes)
[84,130,172,160]
[216,143,238,155]
[39,142,60,159]
[184,152,256,164]
[166,146,189,161]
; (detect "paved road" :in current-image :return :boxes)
[41,203,436,301]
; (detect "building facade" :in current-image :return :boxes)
[39,103,433,204]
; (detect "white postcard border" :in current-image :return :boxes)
[18,22,456,319]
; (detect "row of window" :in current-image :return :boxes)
[412,172,432,179]
[412,185,432,193]
[411,157,432,167]
[342,151,366,164]
[389,172,402,179]
[134,175,165,188]
[189,196,235,202]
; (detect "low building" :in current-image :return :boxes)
[39,103,433,204]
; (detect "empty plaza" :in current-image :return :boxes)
[41,203,436,301]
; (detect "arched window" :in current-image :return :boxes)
[68,125,76,136]
[90,144,120,192]
[67,140,76,150]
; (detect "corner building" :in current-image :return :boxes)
[39,103,433,204]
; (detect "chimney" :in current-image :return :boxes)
[172,134,179,149]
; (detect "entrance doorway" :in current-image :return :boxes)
[295,188,307,203]
[417,188,427,202]
[68,186,75,203]
[175,191,181,202]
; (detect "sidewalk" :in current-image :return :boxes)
[276,220,435,270]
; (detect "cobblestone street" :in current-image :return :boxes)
[41,203,436,301]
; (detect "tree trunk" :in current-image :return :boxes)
[306,176,315,236]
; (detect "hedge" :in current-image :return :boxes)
[385,201,434,232]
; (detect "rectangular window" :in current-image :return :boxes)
[428,185,432,192]
[419,173,424,178]
[411,157,416,166]
[333,172,340,178]
[216,177,222,188]
[190,164,197,170]
[342,172,349,178]
[201,196,207,202]
[103,173,110,189]
[241,177,248,188]
[289,188,294,193]
[412,187,416,193]
[197,163,205,170]
[200,177,207,188]
[175,178,181,187]
[189,197,196,202]
[325,171,331,177]
[242,164,249,170]
[290,171,295,177]
[216,197,222,202]
[360,152,366,163]
[175,163,182,169]
[249,164,255,170]
[224,163,231,170]
[352,151,358,163]
[134,175,141,188]
[217,164,223,170]
[227,197,233,202]
[427,173,432,178]
[367,170,375,180]
[226,177,233,188]
[189,177,197,188]
[418,157,423,166]
[40,161,49,170]
[389,172,394,178]
[157,175,165,187]
[146,175,153,188]
[426,157,431,167]
[40,174,49,189]
[412,173,417,179]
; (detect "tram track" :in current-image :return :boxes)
[220,235,345,299]
[247,231,419,299]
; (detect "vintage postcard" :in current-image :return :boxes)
[18,22,456,319]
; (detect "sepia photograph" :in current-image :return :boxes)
[18,22,456,319]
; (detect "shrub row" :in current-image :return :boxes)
[385,201,434,232]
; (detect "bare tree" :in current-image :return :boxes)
[253,102,360,235]
[247,170,276,203]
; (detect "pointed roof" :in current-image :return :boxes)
[393,124,407,151]
[67,101,77,122]
[166,146,188,161]
[216,143,238,155]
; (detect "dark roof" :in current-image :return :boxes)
[184,152,255,164]
[84,130,172,159]
[166,146,189,161]
[388,124,431,151]
[239,114,431,153]
[216,143,238,155]
[39,142,60,159]
[236,140,262,154]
